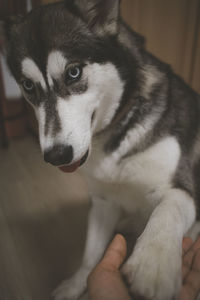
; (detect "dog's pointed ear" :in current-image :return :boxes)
[0,15,23,46]
[0,20,8,46]
[72,0,121,35]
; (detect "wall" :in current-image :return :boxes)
[190,15,200,93]
[121,0,199,87]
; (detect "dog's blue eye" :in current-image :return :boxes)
[22,79,35,93]
[67,66,82,81]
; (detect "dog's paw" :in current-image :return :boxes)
[122,241,181,300]
[52,268,89,300]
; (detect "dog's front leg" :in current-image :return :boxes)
[122,189,196,300]
[53,196,121,300]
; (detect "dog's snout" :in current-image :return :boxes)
[44,144,73,166]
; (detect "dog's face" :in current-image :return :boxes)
[1,0,125,172]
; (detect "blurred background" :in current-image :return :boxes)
[0,0,199,299]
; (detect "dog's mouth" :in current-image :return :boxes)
[59,150,89,173]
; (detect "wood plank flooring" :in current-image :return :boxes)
[0,136,89,300]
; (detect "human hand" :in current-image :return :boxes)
[87,234,131,300]
[179,236,200,300]
[88,234,200,300]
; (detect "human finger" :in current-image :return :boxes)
[180,249,200,300]
[190,236,200,252]
[182,237,193,255]
[182,236,200,281]
[182,245,196,280]
[100,234,127,271]
[88,234,131,300]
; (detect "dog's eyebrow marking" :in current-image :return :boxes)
[47,51,67,86]
[22,57,47,90]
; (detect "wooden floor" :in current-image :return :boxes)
[0,136,90,300]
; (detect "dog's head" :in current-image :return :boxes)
[0,0,138,172]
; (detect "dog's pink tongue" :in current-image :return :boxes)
[59,160,81,173]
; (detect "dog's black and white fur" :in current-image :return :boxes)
[1,0,200,299]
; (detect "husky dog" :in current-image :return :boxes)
[1,0,200,299]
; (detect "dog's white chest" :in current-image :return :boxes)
[82,136,181,214]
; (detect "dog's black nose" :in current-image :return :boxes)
[44,144,73,166]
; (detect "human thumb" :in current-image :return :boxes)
[100,234,127,271]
